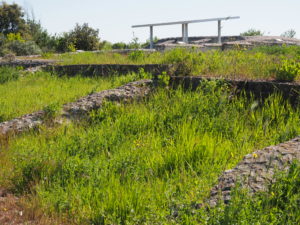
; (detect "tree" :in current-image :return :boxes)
[281,29,296,38]
[0,2,26,35]
[26,19,57,51]
[240,29,264,36]
[67,23,100,51]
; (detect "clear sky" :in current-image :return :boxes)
[5,0,300,43]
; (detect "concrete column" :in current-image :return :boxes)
[218,20,221,44]
[149,26,154,49]
[182,24,185,42]
[184,24,189,43]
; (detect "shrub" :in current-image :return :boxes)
[2,40,42,56]
[275,59,300,82]
[128,50,145,62]
[240,28,264,36]
[162,48,204,76]
[0,66,20,84]
[281,29,296,38]
[112,42,127,49]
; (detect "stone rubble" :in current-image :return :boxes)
[207,137,300,207]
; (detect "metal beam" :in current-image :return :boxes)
[132,16,240,28]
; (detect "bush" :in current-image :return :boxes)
[275,59,300,82]
[128,50,145,62]
[162,48,204,76]
[240,28,264,36]
[0,66,20,84]
[2,40,42,56]
[112,42,127,49]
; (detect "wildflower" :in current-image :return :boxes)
[252,153,258,159]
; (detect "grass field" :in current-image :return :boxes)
[0,69,145,122]
[1,82,299,224]
[42,45,300,81]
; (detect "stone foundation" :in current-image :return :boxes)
[169,76,300,104]
[44,64,170,77]
[0,79,154,138]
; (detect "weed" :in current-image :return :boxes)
[43,102,61,120]
[275,59,300,82]
[128,50,145,62]
[0,66,20,84]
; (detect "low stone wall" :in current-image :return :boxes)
[169,76,300,104]
[62,79,153,118]
[207,136,300,207]
[0,79,154,138]
[0,60,55,69]
[44,64,170,77]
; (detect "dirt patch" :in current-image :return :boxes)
[0,189,63,225]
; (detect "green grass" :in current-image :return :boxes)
[43,48,299,80]
[208,162,300,225]
[0,71,146,122]
[1,81,299,224]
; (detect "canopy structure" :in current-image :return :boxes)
[132,16,240,49]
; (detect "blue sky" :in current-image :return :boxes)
[5,0,300,43]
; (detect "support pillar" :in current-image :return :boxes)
[182,23,189,43]
[149,26,154,49]
[218,20,221,44]
[185,24,189,43]
[182,24,185,42]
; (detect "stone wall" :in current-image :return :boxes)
[44,64,171,77]
[169,76,300,104]
[206,136,300,207]
[0,60,55,69]
[0,79,154,138]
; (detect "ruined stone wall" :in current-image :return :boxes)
[169,76,300,104]
[0,79,154,138]
[44,64,171,77]
[0,60,55,69]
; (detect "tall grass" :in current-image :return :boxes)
[45,48,292,80]
[1,82,299,224]
[0,71,146,122]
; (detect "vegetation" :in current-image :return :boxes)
[0,71,144,122]
[275,59,300,82]
[0,66,20,84]
[209,162,300,224]
[1,83,300,224]
[281,29,297,38]
[56,23,100,52]
[0,2,26,35]
[47,47,300,80]
[240,28,264,36]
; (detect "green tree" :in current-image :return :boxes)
[26,19,57,51]
[240,28,264,36]
[67,23,100,51]
[0,2,26,35]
